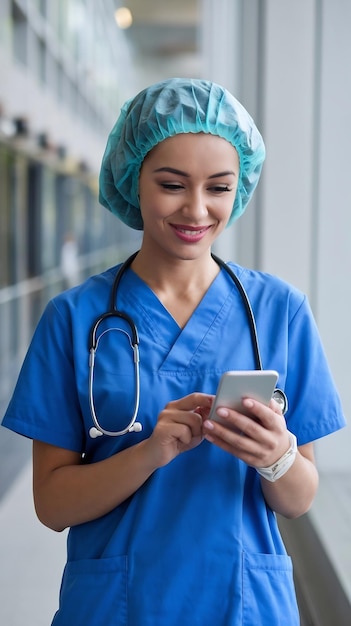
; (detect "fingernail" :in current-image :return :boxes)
[217,408,229,418]
[203,419,214,430]
[242,399,254,408]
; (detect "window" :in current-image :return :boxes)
[33,34,47,84]
[11,1,27,66]
[38,0,47,18]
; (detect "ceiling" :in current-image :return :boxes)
[116,0,202,82]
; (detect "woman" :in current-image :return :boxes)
[2,78,345,625]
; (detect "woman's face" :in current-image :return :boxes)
[138,133,239,261]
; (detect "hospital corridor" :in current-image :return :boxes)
[1,1,351,624]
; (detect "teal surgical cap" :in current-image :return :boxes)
[99,77,266,230]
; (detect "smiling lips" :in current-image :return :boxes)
[170,224,212,243]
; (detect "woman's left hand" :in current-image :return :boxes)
[203,397,319,519]
[202,397,291,469]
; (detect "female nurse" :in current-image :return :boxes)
[2,78,346,625]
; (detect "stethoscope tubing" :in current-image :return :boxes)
[88,333,141,438]
[88,253,141,438]
[211,254,263,370]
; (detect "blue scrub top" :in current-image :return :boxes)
[2,261,345,626]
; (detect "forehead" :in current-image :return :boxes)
[143,132,239,168]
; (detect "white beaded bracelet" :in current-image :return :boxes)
[256,431,298,482]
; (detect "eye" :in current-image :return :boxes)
[209,185,233,193]
[160,182,184,191]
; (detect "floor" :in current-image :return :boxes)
[0,459,67,626]
[309,471,351,603]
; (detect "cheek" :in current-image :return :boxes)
[140,191,178,221]
[139,199,166,225]
[213,195,235,221]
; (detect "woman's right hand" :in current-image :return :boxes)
[146,392,213,467]
[33,393,213,532]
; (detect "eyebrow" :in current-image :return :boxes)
[208,170,236,179]
[153,167,236,178]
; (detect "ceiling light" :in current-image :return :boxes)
[115,7,133,29]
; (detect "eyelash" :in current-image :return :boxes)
[161,183,183,190]
[160,183,233,193]
[211,185,233,193]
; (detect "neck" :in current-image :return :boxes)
[132,248,218,290]
[130,248,220,327]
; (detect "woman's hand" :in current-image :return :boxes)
[202,397,319,518]
[202,397,290,469]
[145,392,213,468]
[33,392,212,531]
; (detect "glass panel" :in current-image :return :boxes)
[32,32,47,84]
[57,0,69,44]
[39,37,46,84]
[56,61,65,101]
[0,147,24,287]
[39,0,47,18]
[27,162,42,278]
[11,1,27,66]
[8,153,27,285]
[41,167,57,271]
[0,146,10,287]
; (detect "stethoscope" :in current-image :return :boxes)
[88,251,288,438]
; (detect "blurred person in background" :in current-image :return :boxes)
[60,232,80,289]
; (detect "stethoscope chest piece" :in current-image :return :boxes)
[272,388,288,415]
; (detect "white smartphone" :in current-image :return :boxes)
[209,370,279,426]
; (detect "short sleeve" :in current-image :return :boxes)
[284,295,345,444]
[2,299,85,452]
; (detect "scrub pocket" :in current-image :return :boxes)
[242,552,300,626]
[51,556,127,626]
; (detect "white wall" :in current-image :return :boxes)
[311,0,351,467]
[201,0,350,472]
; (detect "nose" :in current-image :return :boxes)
[181,189,208,220]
